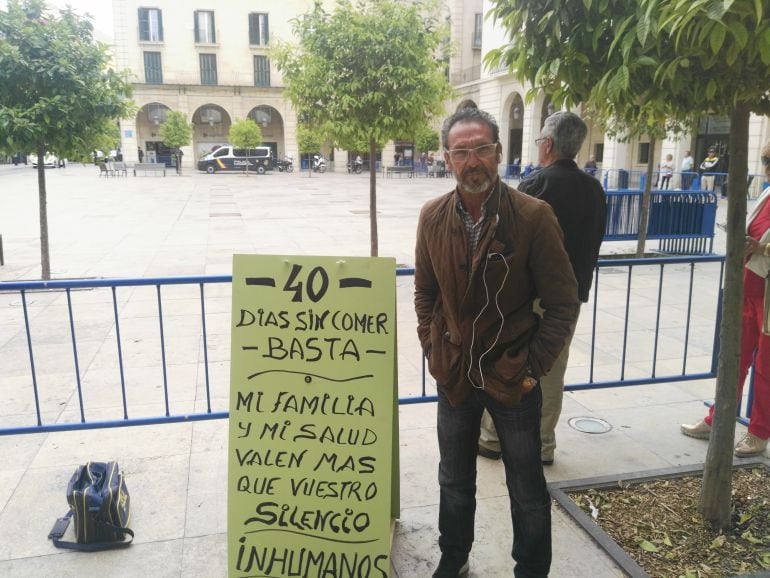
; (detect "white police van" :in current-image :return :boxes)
[197,145,273,174]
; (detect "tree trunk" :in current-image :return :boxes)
[369,136,379,257]
[636,135,656,256]
[37,142,51,280]
[699,103,751,529]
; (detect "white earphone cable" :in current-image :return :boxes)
[466,186,507,390]
[467,255,491,389]
[476,253,509,389]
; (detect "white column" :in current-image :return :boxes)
[120,119,139,163]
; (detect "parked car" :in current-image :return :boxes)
[29,154,58,168]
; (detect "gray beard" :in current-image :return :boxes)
[458,174,493,195]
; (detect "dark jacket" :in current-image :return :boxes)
[414,179,580,407]
[519,159,607,302]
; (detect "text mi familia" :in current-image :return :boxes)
[237,391,375,416]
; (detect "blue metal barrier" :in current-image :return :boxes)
[503,164,521,180]
[602,169,646,190]
[2,275,231,434]
[0,257,753,435]
[594,168,770,198]
[604,190,717,253]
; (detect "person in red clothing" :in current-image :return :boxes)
[681,142,770,457]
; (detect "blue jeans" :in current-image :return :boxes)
[437,386,551,577]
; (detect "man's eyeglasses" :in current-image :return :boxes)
[761,156,770,167]
[535,137,549,146]
[446,143,498,163]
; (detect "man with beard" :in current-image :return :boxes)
[414,101,579,577]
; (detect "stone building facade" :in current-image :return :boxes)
[111,0,770,181]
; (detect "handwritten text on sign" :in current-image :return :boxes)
[228,255,396,578]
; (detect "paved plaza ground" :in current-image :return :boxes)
[0,163,752,577]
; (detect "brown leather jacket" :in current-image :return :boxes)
[414,179,580,406]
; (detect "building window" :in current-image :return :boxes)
[594,143,604,163]
[249,13,269,46]
[194,10,216,44]
[138,8,163,42]
[472,13,482,49]
[638,142,650,164]
[200,54,218,85]
[144,51,163,84]
[254,56,270,87]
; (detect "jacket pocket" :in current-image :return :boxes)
[482,366,524,407]
[480,328,537,406]
[427,312,462,387]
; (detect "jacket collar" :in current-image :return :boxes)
[548,158,579,170]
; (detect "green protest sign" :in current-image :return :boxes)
[228,255,397,578]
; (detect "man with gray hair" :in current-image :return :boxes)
[478,111,607,466]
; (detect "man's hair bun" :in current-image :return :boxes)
[455,99,478,112]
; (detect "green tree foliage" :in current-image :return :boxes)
[486,0,694,255]
[229,118,263,150]
[487,0,770,529]
[0,0,133,279]
[415,126,440,155]
[296,123,322,155]
[228,118,263,175]
[159,110,192,173]
[274,0,453,256]
[296,123,326,176]
[92,121,121,161]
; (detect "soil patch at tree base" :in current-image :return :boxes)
[550,458,770,577]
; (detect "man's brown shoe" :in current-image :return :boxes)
[680,419,711,439]
[734,433,768,457]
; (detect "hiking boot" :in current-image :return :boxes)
[734,433,768,457]
[432,554,469,578]
[680,419,711,439]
